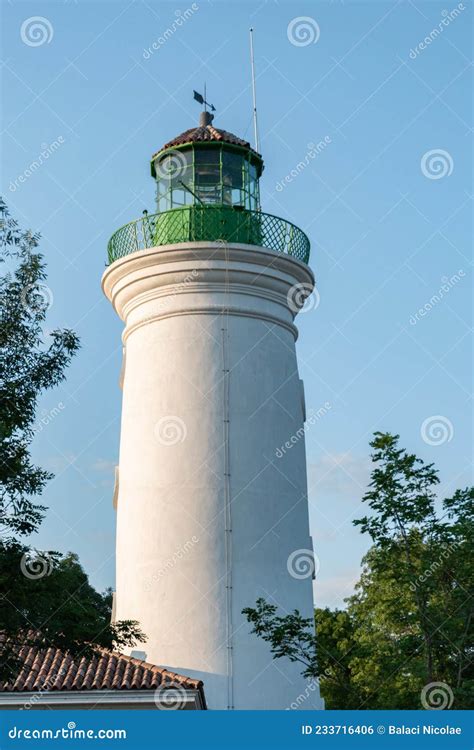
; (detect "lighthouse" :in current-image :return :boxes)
[102,109,323,710]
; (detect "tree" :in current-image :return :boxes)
[353,433,473,707]
[242,598,317,679]
[353,432,440,685]
[241,601,361,709]
[242,433,473,709]
[0,197,79,536]
[314,607,361,709]
[0,200,144,682]
[0,540,144,683]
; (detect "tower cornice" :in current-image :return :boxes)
[102,242,314,341]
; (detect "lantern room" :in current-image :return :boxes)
[151,111,264,213]
[107,111,311,266]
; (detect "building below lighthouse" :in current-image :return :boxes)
[102,109,323,711]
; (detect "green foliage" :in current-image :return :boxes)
[0,539,145,683]
[242,598,317,679]
[0,200,145,683]
[243,433,473,709]
[351,433,473,708]
[314,607,361,709]
[353,432,439,544]
[0,197,80,536]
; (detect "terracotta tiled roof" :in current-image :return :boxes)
[153,124,262,160]
[1,644,204,699]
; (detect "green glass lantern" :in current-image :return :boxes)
[107,112,311,265]
[149,111,264,246]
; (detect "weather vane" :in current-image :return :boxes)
[193,85,216,113]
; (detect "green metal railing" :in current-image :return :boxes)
[107,206,310,265]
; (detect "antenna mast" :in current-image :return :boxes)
[249,27,260,154]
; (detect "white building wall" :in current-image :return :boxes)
[102,242,323,710]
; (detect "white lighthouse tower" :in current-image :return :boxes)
[102,110,323,710]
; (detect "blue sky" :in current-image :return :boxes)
[1,0,472,609]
